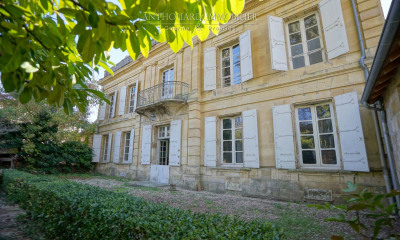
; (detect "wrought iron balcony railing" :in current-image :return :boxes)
[136,81,189,109]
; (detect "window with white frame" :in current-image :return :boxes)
[222,116,243,165]
[162,68,174,98]
[221,44,241,87]
[123,132,131,162]
[128,85,136,113]
[295,103,339,167]
[158,125,170,165]
[286,13,324,69]
[162,68,174,82]
[102,135,109,162]
[108,93,115,118]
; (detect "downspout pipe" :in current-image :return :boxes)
[351,0,394,203]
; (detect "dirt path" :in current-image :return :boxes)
[0,191,30,240]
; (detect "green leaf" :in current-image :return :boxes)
[21,62,39,73]
[19,86,32,104]
[137,27,151,58]
[88,3,99,28]
[126,31,140,60]
[99,61,114,76]
[227,0,245,16]
[170,0,187,12]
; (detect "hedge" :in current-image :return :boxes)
[1,170,283,240]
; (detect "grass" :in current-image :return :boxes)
[270,203,325,239]
[55,172,130,182]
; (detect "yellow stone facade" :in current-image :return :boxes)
[95,0,386,202]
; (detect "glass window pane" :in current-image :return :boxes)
[223,152,232,163]
[302,150,316,164]
[316,104,331,119]
[289,33,302,45]
[223,67,231,77]
[320,134,335,148]
[321,150,337,164]
[222,48,230,58]
[309,50,323,65]
[235,140,243,151]
[223,119,232,129]
[223,141,232,151]
[235,129,242,139]
[223,130,232,140]
[288,21,300,33]
[291,44,303,56]
[318,119,333,133]
[304,14,317,28]
[236,152,243,163]
[233,75,241,85]
[223,77,231,87]
[298,107,312,120]
[233,63,241,74]
[292,56,305,69]
[235,117,242,128]
[232,44,240,55]
[300,121,313,134]
[301,136,315,149]
[222,58,230,67]
[306,26,319,40]
[307,38,321,52]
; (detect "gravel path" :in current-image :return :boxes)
[71,177,391,240]
[0,191,30,240]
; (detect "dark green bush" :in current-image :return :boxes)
[2,170,283,240]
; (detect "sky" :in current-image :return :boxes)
[87,0,394,122]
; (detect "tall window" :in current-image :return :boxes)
[222,116,243,165]
[123,132,130,162]
[162,68,174,98]
[158,125,170,165]
[102,135,109,162]
[108,94,115,118]
[221,44,241,87]
[128,85,136,113]
[287,13,324,69]
[295,103,339,167]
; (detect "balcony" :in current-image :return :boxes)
[135,81,189,114]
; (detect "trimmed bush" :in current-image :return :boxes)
[2,170,283,240]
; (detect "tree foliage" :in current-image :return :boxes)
[0,0,245,114]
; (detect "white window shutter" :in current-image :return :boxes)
[92,134,102,162]
[243,109,260,168]
[111,90,117,118]
[169,120,182,166]
[268,16,288,71]
[99,102,106,121]
[272,104,296,169]
[334,92,369,172]
[133,81,140,111]
[239,30,253,82]
[128,129,135,163]
[113,131,121,163]
[141,125,152,165]
[204,116,217,167]
[203,47,217,91]
[106,133,112,162]
[118,86,127,115]
[319,0,349,59]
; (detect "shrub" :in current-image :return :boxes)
[2,170,283,240]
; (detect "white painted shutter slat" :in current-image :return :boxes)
[319,0,349,59]
[334,92,369,172]
[204,116,217,167]
[203,47,217,91]
[118,86,126,115]
[150,165,158,182]
[133,81,140,111]
[159,165,170,184]
[239,30,253,82]
[92,134,102,162]
[99,102,106,120]
[268,16,288,71]
[272,104,296,169]
[113,131,122,163]
[169,120,182,166]
[111,90,117,118]
[127,129,134,163]
[141,125,152,164]
[106,133,112,162]
[243,109,260,168]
